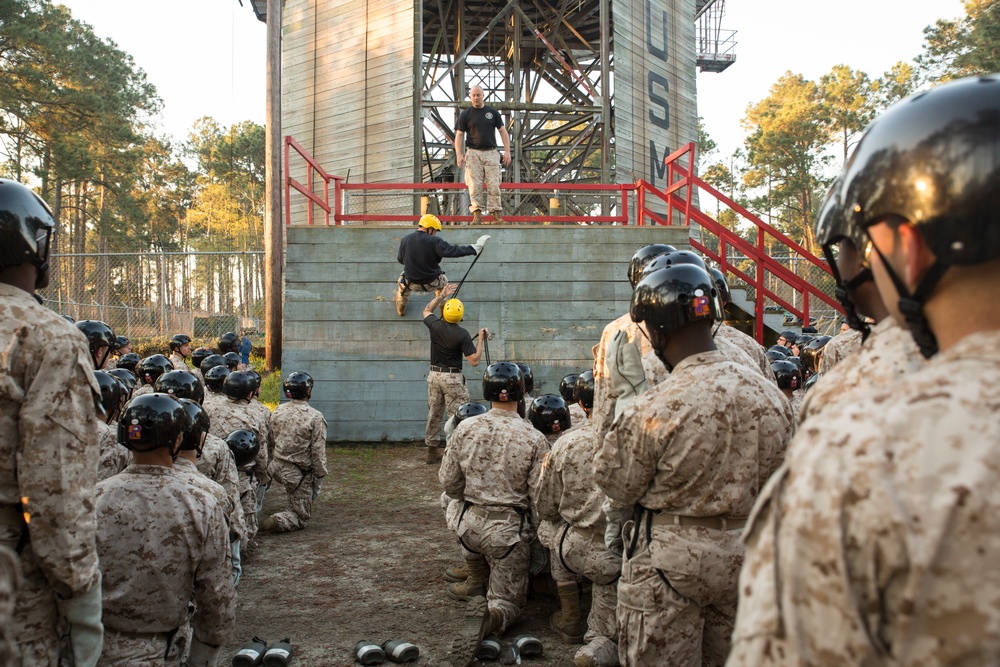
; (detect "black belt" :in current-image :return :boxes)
[430,365,462,374]
[468,147,497,151]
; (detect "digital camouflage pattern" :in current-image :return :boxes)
[0,283,102,659]
[0,545,18,667]
[591,314,654,456]
[167,353,189,372]
[595,350,793,666]
[714,324,773,379]
[426,370,470,448]
[132,384,153,397]
[206,396,271,487]
[729,331,1000,666]
[97,420,130,481]
[818,327,863,374]
[266,400,328,532]
[197,433,245,541]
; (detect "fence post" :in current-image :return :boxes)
[158,248,167,337]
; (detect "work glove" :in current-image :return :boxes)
[56,574,104,667]
[471,234,491,255]
[603,499,632,557]
[443,414,459,441]
[184,637,222,667]
[312,476,324,502]
[606,330,648,422]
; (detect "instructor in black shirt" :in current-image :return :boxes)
[455,85,512,225]
[421,283,487,464]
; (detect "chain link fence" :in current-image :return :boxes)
[38,250,266,349]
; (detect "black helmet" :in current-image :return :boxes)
[117,393,190,454]
[558,374,579,403]
[575,370,595,410]
[93,370,124,422]
[770,360,802,391]
[800,335,832,374]
[0,179,55,278]
[528,394,571,435]
[641,250,708,280]
[178,398,211,454]
[168,334,192,352]
[708,267,732,305]
[454,401,488,427]
[482,361,524,402]
[765,349,787,363]
[114,336,130,350]
[792,334,815,351]
[200,353,227,374]
[804,371,822,393]
[107,367,138,394]
[515,363,534,395]
[204,365,231,392]
[283,372,314,400]
[137,354,174,386]
[778,330,799,347]
[226,429,260,468]
[75,320,116,368]
[191,347,213,369]
[218,332,240,354]
[627,244,676,288]
[245,369,262,393]
[154,370,205,405]
[223,371,255,401]
[117,353,141,372]
[786,356,804,372]
[767,345,789,358]
[222,352,242,370]
[630,264,722,335]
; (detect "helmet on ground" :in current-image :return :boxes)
[107,368,138,394]
[641,250,707,280]
[442,298,464,323]
[217,332,239,354]
[154,370,205,405]
[627,244,676,288]
[75,320,116,367]
[575,370,595,410]
[770,360,802,391]
[222,352,242,370]
[482,361,524,403]
[93,370,124,422]
[226,429,260,468]
[204,365,231,392]
[528,395,571,435]
[454,401,488,426]
[0,179,55,275]
[117,393,190,454]
[137,354,174,386]
[418,213,442,231]
[558,374,579,403]
[515,363,534,395]
[283,372,314,400]
[168,334,192,352]
[708,267,732,305]
[117,352,141,373]
[178,398,210,454]
[114,336,130,350]
[630,264,723,335]
[191,347,213,370]
[223,371,255,401]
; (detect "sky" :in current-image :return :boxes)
[58,0,966,158]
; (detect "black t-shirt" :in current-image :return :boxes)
[458,105,503,150]
[397,229,476,284]
[424,315,476,369]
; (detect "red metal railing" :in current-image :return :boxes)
[639,142,841,341]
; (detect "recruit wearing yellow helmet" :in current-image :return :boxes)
[442,298,464,323]
[418,214,442,231]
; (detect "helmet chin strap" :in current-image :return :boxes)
[642,326,674,374]
[823,245,872,342]
[868,243,948,358]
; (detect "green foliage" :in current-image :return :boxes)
[917,0,1000,81]
[258,367,282,411]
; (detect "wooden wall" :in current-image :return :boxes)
[283,225,691,442]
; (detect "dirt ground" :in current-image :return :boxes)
[223,445,587,666]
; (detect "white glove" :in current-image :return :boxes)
[606,330,648,421]
[443,414,459,441]
[56,575,104,667]
[185,637,222,667]
[603,499,632,557]
[471,235,491,255]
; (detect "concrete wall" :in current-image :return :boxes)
[283,225,691,442]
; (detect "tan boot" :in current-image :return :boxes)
[551,583,585,644]
[447,557,487,601]
[444,562,470,582]
[446,596,502,667]
[258,515,279,533]
[574,637,620,667]
[395,293,406,316]
[471,209,483,224]
[491,210,504,225]
[425,446,443,464]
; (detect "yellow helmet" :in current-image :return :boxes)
[418,214,442,231]
[442,298,464,323]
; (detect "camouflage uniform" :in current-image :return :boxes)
[96,464,235,665]
[818,327,863,374]
[132,384,153,397]
[197,434,245,543]
[799,318,923,423]
[206,396,271,488]
[440,408,549,632]
[167,353,189,372]
[595,351,793,667]
[426,371,470,448]
[174,458,230,527]
[592,315,654,454]
[0,545,19,667]
[201,389,224,411]
[237,468,260,546]
[536,422,621,653]
[265,400,328,532]
[728,331,1000,666]
[190,367,204,388]
[247,399,272,456]
[568,402,587,426]
[714,324,773,378]
[97,420,131,481]
[0,283,102,665]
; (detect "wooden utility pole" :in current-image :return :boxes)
[264,0,283,370]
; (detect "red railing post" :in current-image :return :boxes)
[683,143,695,227]
[283,136,291,228]
[755,227,765,343]
[334,178,342,225]
[637,185,645,226]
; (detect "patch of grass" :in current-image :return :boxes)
[255,356,281,410]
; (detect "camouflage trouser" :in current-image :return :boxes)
[267,459,317,532]
[239,472,260,545]
[617,521,742,667]
[100,629,184,666]
[425,371,469,448]
[549,522,621,642]
[397,273,448,311]
[2,527,60,666]
[457,507,532,633]
[465,149,502,214]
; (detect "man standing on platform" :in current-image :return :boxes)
[455,85,512,225]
